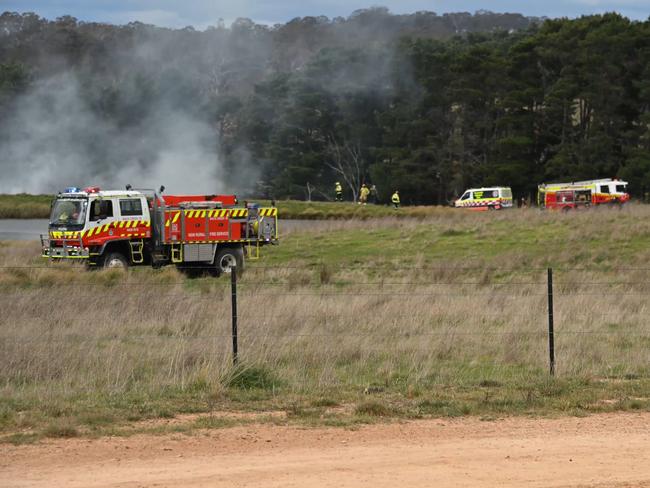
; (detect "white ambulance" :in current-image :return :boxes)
[454,187,513,210]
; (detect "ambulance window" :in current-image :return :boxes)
[483,190,497,198]
[616,184,626,193]
[120,199,143,216]
[461,192,470,200]
[90,200,113,221]
[501,188,512,198]
[600,185,610,194]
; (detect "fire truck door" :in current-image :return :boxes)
[88,198,118,230]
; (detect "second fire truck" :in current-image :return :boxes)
[537,178,630,210]
[42,186,278,274]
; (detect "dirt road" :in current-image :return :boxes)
[2,413,650,488]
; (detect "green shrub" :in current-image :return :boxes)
[226,365,278,390]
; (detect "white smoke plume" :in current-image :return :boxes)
[0,71,226,194]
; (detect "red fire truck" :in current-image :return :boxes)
[41,186,278,274]
[537,178,630,210]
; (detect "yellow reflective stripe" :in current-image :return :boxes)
[172,212,180,223]
[259,208,277,217]
[165,219,170,227]
[103,224,109,232]
[118,221,125,228]
[231,209,248,218]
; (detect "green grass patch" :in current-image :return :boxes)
[1,375,649,443]
[225,365,281,390]
[354,400,392,417]
[43,421,79,439]
[0,194,53,218]
[3,432,40,445]
[311,398,339,408]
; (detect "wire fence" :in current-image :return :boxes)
[1,264,650,379]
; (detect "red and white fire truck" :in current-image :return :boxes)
[41,186,278,274]
[537,178,630,210]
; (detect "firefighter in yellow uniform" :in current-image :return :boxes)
[392,190,400,209]
[335,182,343,201]
[359,184,370,205]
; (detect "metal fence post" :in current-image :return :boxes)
[231,265,238,365]
[547,267,555,376]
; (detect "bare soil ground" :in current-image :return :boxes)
[2,413,650,488]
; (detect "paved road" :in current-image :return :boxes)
[0,219,48,241]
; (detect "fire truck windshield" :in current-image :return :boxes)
[50,199,87,228]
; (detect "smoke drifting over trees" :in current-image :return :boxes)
[1,9,649,201]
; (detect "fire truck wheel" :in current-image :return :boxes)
[214,247,244,276]
[103,252,128,270]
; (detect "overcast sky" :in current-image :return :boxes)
[1,0,648,28]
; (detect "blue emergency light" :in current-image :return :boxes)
[64,187,80,193]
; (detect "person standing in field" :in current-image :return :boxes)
[335,182,343,201]
[391,190,400,209]
[369,184,378,204]
[359,184,369,205]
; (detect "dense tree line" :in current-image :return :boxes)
[0,10,649,202]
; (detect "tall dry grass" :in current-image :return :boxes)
[1,246,649,398]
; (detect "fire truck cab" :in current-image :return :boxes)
[42,186,278,275]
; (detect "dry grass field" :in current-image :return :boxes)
[2,204,650,442]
